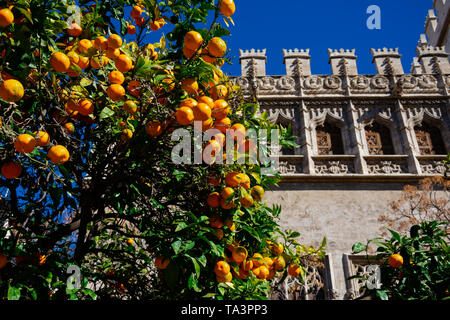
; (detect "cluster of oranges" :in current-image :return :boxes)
[1,131,70,180]
[207,172,265,211]
[214,240,300,283]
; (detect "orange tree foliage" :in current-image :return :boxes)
[0,0,316,300]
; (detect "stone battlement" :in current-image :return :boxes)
[238,47,450,77]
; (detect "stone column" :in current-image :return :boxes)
[299,100,315,174]
[394,100,422,174]
[345,101,368,174]
[370,48,404,76]
[239,49,267,77]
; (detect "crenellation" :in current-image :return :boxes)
[327,49,358,75]
[283,48,311,76]
[417,46,450,74]
[370,48,404,75]
[239,48,267,77]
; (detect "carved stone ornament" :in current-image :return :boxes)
[324,76,342,89]
[278,161,298,174]
[315,160,352,174]
[351,76,370,89]
[367,160,406,174]
[418,75,437,88]
[398,75,418,89]
[304,76,323,89]
[371,75,389,89]
[277,76,296,90]
[420,160,447,175]
[257,76,276,90]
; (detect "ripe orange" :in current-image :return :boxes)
[115,54,134,73]
[155,256,170,270]
[214,117,231,134]
[212,133,226,147]
[130,5,142,19]
[263,257,274,269]
[288,264,301,277]
[108,70,125,85]
[94,36,108,51]
[50,52,71,73]
[271,242,284,256]
[181,78,199,95]
[214,261,230,277]
[183,46,199,59]
[107,84,126,101]
[68,22,82,37]
[210,84,228,100]
[107,34,123,49]
[202,118,213,132]
[231,123,246,140]
[77,56,90,69]
[216,272,232,283]
[197,96,214,109]
[176,107,194,126]
[127,24,136,35]
[1,162,22,179]
[146,121,163,137]
[243,260,253,272]
[14,134,36,154]
[0,8,14,27]
[225,172,241,188]
[221,187,235,201]
[90,55,109,69]
[0,79,24,102]
[209,213,223,228]
[388,254,403,268]
[207,37,227,57]
[240,194,254,208]
[207,192,221,208]
[239,173,250,189]
[252,253,264,267]
[78,39,93,53]
[123,100,138,114]
[127,80,140,97]
[253,265,269,280]
[78,99,94,116]
[232,246,248,264]
[251,186,264,201]
[48,145,70,164]
[193,103,212,121]
[184,31,203,51]
[67,51,80,64]
[106,47,121,60]
[207,176,221,187]
[212,99,230,120]
[273,256,286,271]
[34,131,50,147]
[180,98,198,109]
[64,122,75,134]
[201,47,217,64]
[127,238,134,245]
[220,0,236,17]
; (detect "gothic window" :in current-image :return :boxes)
[365,122,394,155]
[414,122,446,155]
[316,122,344,155]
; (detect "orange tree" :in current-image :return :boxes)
[0,0,314,300]
[351,221,450,300]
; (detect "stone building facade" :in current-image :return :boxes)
[231,1,450,300]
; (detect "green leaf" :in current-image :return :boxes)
[8,285,21,300]
[376,290,388,300]
[172,240,182,254]
[352,242,367,254]
[99,107,115,120]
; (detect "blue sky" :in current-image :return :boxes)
[218,0,432,76]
